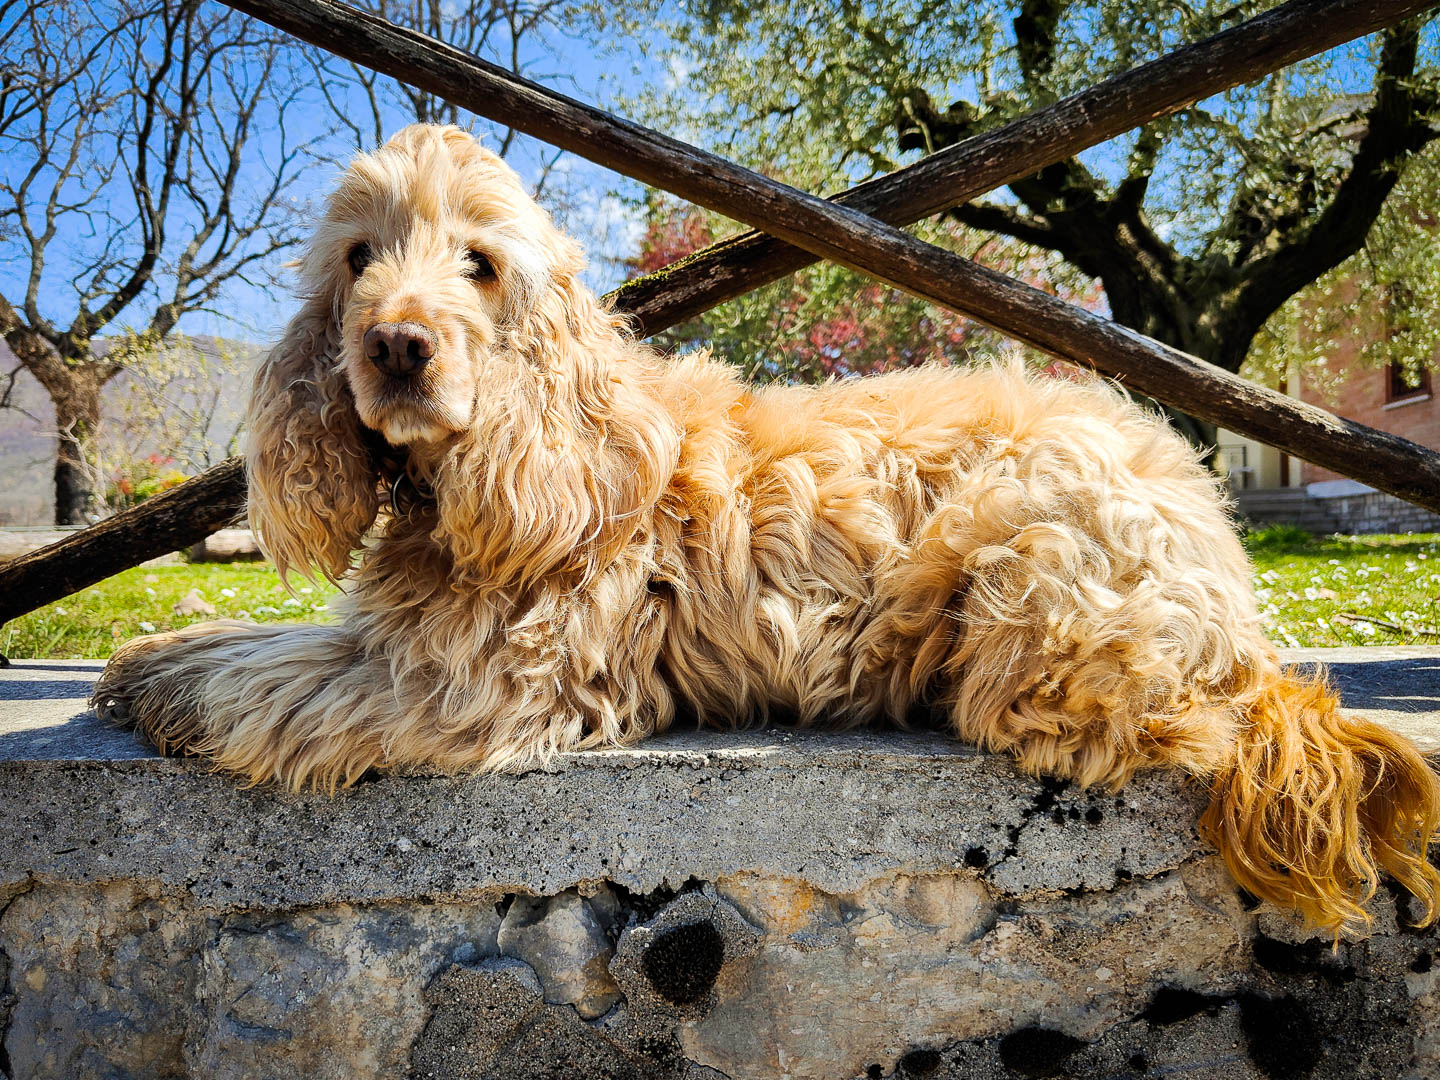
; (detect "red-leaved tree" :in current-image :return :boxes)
[628,200,1101,384]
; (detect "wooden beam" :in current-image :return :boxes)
[224,0,1440,513]
[0,458,246,627]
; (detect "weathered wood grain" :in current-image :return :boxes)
[0,459,246,627]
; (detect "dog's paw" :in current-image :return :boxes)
[91,631,176,722]
[91,688,132,724]
[91,631,205,754]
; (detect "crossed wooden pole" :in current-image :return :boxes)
[2,0,1437,626]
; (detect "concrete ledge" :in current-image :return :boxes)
[2,650,1439,1079]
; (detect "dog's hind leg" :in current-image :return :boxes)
[923,467,1440,933]
[935,506,1259,790]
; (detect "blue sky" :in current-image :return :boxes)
[2,2,1433,352]
[200,15,663,341]
[0,1,661,349]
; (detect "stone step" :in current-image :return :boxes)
[1,649,1438,1079]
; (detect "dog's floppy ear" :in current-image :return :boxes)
[244,295,379,582]
[436,238,679,589]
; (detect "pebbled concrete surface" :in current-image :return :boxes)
[0,697,1208,909]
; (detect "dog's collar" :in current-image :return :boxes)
[361,424,433,519]
[389,471,435,519]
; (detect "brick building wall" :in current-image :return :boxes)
[1300,361,1439,485]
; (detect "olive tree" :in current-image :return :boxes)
[618,0,1440,442]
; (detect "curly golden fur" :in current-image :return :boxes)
[94,124,1440,935]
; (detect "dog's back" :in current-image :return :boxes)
[651,357,1255,752]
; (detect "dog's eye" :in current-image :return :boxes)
[348,242,373,276]
[464,250,496,280]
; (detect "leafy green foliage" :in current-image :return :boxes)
[1248,144,1440,388]
[104,454,190,512]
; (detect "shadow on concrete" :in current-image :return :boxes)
[15,662,110,675]
[1290,656,1440,715]
[0,706,157,761]
[2,678,97,701]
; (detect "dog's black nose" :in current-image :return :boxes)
[364,322,437,378]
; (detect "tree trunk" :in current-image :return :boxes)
[39,361,106,525]
[1088,271,1220,456]
[54,429,98,525]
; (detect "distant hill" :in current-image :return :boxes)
[0,336,264,525]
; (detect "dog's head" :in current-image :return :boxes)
[246,124,673,586]
[317,125,578,445]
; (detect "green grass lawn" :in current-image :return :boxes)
[3,562,340,660]
[1244,527,1440,649]
[3,529,1438,659]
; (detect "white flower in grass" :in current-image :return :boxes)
[138,621,156,633]
[283,597,302,608]
[1354,621,1377,637]
[144,587,156,597]
[220,588,236,598]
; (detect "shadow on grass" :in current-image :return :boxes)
[1245,525,1440,560]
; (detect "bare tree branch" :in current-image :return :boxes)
[0,0,320,522]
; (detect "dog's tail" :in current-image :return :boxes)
[1200,671,1440,935]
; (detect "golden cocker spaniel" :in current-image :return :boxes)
[94,124,1440,935]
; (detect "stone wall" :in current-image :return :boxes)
[1233,487,1440,535]
[1314,490,1440,535]
[3,653,1440,1080]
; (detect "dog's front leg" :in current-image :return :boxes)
[94,614,633,787]
[93,621,388,789]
